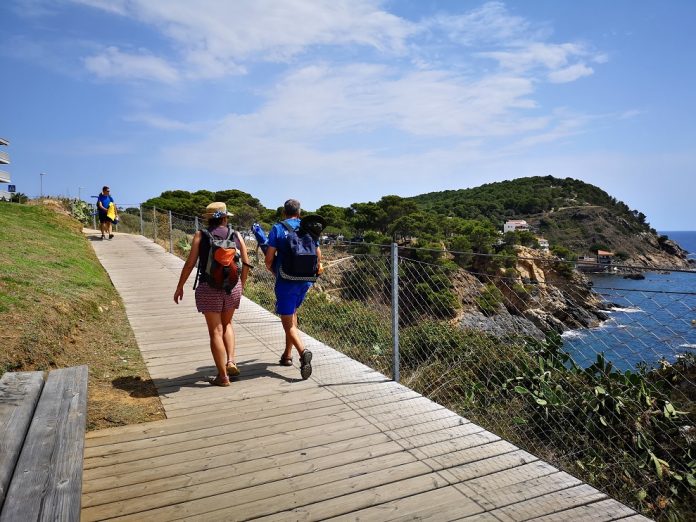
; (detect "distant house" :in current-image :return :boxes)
[503,220,530,233]
[537,238,549,252]
[576,255,603,272]
[597,250,615,265]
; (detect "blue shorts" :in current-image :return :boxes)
[275,281,311,316]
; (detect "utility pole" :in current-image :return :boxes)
[78,187,85,201]
[40,172,46,198]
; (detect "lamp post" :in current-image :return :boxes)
[78,187,85,202]
[40,172,46,198]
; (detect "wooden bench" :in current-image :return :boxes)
[0,366,88,522]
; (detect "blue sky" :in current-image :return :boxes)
[1,0,694,229]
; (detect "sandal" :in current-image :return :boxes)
[226,361,240,377]
[300,350,313,380]
[279,355,293,366]
[209,375,230,387]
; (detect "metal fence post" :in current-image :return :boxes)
[92,210,96,231]
[139,205,144,236]
[168,210,173,254]
[391,242,400,382]
[153,206,157,243]
[194,216,199,231]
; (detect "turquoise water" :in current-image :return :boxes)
[562,231,696,371]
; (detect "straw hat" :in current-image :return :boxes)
[205,202,234,219]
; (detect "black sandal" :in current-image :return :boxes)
[279,355,293,366]
[300,350,313,380]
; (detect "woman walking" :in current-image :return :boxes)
[174,202,250,386]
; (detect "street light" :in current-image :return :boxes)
[40,172,46,198]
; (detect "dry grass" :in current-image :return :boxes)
[0,201,165,430]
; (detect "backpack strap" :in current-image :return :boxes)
[281,220,297,233]
[193,229,211,290]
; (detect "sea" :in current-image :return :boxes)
[562,231,696,372]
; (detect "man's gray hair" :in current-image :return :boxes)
[283,199,301,216]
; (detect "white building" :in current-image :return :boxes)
[538,238,549,251]
[503,220,530,233]
[0,138,10,201]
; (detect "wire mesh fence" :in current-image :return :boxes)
[128,205,694,520]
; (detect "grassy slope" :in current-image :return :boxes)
[0,202,164,430]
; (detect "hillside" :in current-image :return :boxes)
[0,201,164,429]
[143,176,690,268]
[409,175,690,268]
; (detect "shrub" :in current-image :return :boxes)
[476,283,503,316]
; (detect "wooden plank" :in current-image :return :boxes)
[83,415,368,481]
[82,423,384,493]
[324,485,482,521]
[484,484,608,522]
[108,461,438,521]
[527,498,637,521]
[0,372,44,508]
[0,366,88,522]
[85,395,344,445]
[82,435,400,511]
[438,449,539,484]
[83,406,473,496]
[83,442,417,520]
[226,469,452,522]
[116,434,524,521]
[84,402,356,460]
[84,408,361,471]
[457,470,580,512]
[85,387,417,449]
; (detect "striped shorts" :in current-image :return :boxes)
[194,281,242,313]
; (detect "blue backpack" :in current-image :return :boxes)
[252,222,269,254]
[279,220,319,282]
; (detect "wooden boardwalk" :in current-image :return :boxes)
[82,231,649,521]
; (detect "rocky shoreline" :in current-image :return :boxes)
[456,246,612,340]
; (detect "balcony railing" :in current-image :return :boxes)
[0,151,9,165]
[0,170,10,183]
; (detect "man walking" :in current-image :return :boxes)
[96,186,117,239]
[265,199,321,380]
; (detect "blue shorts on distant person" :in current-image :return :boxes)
[275,282,311,316]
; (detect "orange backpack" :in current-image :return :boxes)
[195,226,241,294]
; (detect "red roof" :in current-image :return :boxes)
[597,250,614,256]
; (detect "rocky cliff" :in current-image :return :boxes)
[456,246,609,340]
[526,206,691,269]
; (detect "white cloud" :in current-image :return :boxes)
[84,46,179,82]
[548,63,593,83]
[72,0,415,80]
[229,63,549,140]
[426,1,537,46]
[481,42,588,73]
[69,0,127,15]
